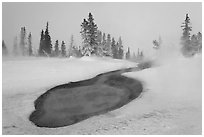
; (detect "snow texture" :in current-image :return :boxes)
[2,54,202,134]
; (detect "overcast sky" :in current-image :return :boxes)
[2,2,202,55]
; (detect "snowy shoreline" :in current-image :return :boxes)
[2,56,202,134]
[29,67,143,128]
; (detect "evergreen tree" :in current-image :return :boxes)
[191,34,198,46]
[136,48,144,61]
[140,51,144,60]
[61,41,66,57]
[197,32,202,52]
[44,22,52,55]
[68,35,74,57]
[54,40,59,56]
[80,13,98,56]
[68,35,81,57]
[117,37,124,59]
[102,33,106,43]
[13,36,18,56]
[181,14,192,56]
[102,33,106,53]
[38,29,45,56]
[136,48,140,60]
[111,38,118,59]
[153,36,162,49]
[97,30,102,45]
[104,34,112,56]
[190,32,202,53]
[118,37,122,46]
[19,27,26,56]
[75,46,83,57]
[96,30,103,56]
[81,20,89,56]
[125,47,130,60]
[87,13,98,55]
[118,46,124,59]
[2,40,8,56]
[80,19,90,56]
[28,32,33,56]
[137,48,140,58]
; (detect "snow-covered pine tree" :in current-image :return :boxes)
[38,29,45,56]
[191,34,198,47]
[197,32,202,52]
[68,35,74,57]
[102,33,106,44]
[96,30,103,56]
[68,35,81,57]
[13,36,18,56]
[118,48,124,59]
[181,14,192,56]
[44,22,52,55]
[80,13,98,56]
[87,13,98,55]
[111,38,118,59]
[136,48,144,61]
[77,46,83,57]
[117,37,124,59]
[61,41,66,57]
[102,33,106,55]
[104,34,112,56]
[97,30,102,45]
[54,40,59,57]
[125,47,130,60]
[28,32,33,56]
[190,32,202,54]
[153,36,162,50]
[19,27,26,56]
[80,19,90,56]
[2,40,8,56]
[140,51,144,60]
[137,48,140,60]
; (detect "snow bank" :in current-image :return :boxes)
[118,54,202,134]
[2,56,137,134]
[2,55,201,134]
[2,57,136,96]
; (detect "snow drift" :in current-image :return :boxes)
[2,54,202,134]
[2,57,137,134]
[120,54,202,134]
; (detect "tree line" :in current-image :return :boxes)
[80,13,124,59]
[2,27,33,57]
[151,13,202,58]
[3,12,139,60]
[3,13,202,59]
[79,13,144,60]
[180,14,202,57]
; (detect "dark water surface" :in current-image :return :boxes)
[29,67,143,128]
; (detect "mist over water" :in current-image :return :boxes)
[141,41,185,69]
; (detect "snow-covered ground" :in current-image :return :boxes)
[2,56,136,134]
[2,54,202,135]
[121,54,202,134]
